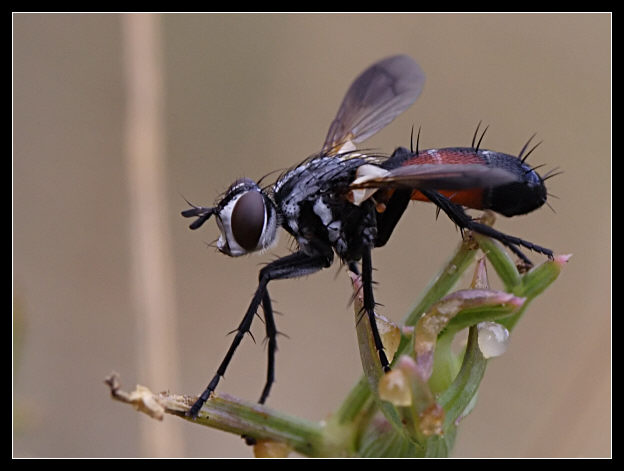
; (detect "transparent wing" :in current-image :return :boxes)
[322,55,425,156]
[350,164,521,191]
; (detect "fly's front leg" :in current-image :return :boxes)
[187,251,332,419]
[186,279,267,418]
[360,246,391,372]
[258,291,276,405]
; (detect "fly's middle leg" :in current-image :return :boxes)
[359,246,391,372]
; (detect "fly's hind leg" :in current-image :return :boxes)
[420,189,553,266]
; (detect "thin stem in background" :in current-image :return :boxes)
[121,13,184,457]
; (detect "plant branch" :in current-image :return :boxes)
[104,372,347,457]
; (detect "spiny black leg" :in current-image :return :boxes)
[187,278,268,419]
[507,243,533,266]
[187,251,332,419]
[420,189,553,264]
[462,219,551,266]
[259,291,277,404]
[361,247,391,372]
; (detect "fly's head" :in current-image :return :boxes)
[182,178,278,257]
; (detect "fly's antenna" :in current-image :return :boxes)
[181,197,216,230]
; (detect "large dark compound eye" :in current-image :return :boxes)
[231,190,266,251]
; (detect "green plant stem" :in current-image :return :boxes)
[474,235,522,289]
[105,373,346,457]
[438,325,487,428]
[189,394,331,456]
[403,238,480,327]
[333,376,373,425]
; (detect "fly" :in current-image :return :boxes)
[182,55,555,418]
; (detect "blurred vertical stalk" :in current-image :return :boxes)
[121,14,184,457]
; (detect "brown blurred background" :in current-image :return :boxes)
[13,13,611,457]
